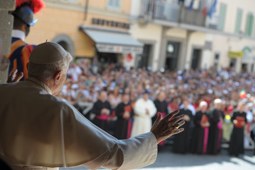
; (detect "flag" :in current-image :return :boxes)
[208,0,218,18]
[178,0,185,4]
[202,0,208,16]
[188,0,195,10]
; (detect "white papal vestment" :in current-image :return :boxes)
[131,98,157,137]
[0,78,157,170]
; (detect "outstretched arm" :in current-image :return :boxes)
[64,103,184,169]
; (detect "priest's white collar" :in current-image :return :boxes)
[12,30,25,41]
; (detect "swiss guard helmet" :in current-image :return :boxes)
[12,5,38,27]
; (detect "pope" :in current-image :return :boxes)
[0,42,185,170]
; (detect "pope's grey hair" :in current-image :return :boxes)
[28,54,73,81]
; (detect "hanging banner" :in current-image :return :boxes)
[228,51,243,58]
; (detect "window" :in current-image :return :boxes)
[214,53,220,60]
[63,0,80,3]
[245,13,254,36]
[46,0,80,4]
[218,3,227,31]
[108,0,121,9]
[234,8,243,34]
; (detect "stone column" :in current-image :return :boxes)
[0,0,15,83]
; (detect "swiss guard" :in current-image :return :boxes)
[7,0,44,80]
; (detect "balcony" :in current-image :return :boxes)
[138,0,207,28]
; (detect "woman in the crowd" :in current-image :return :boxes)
[191,101,210,154]
[229,102,247,156]
[168,96,179,113]
[108,87,121,109]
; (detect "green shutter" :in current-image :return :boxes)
[245,13,254,36]
[234,9,243,34]
[108,0,120,8]
[218,3,227,31]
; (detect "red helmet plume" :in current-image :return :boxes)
[16,0,45,14]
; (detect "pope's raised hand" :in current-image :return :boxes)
[151,110,185,143]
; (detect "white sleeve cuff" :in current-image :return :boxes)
[118,132,158,170]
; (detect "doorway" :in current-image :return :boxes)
[241,63,248,72]
[139,44,153,69]
[58,41,69,51]
[191,48,202,70]
[98,52,118,64]
[229,58,236,69]
[165,41,180,71]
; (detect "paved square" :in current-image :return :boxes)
[60,149,255,170]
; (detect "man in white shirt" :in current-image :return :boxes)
[0,42,185,170]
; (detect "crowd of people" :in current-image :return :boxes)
[60,59,255,156]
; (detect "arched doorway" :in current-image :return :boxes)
[58,40,69,51]
[52,34,75,56]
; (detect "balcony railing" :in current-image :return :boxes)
[139,0,207,27]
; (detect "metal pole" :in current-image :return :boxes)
[84,0,89,21]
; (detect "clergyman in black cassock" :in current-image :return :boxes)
[229,103,247,156]
[251,126,255,155]
[173,105,193,153]
[90,91,112,133]
[207,99,224,154]
[114,93,134,139]
[153,92,169,123]
[191,101,210,154]
[153,92,169,148]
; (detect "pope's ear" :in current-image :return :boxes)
[53,70,62,82]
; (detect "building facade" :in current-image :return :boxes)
[26,0,142,69]
[130,0,255,72]
[26,0,255,72]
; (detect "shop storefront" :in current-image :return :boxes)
[79,25,143,69]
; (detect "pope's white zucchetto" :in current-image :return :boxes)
[29,42,72,64]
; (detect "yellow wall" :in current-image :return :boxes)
[26,0,131,57]
[89,0,131,14]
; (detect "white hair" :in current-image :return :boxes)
[199,101,208,108]
[214,98,222,105]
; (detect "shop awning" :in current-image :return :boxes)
[80,26,143,54]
